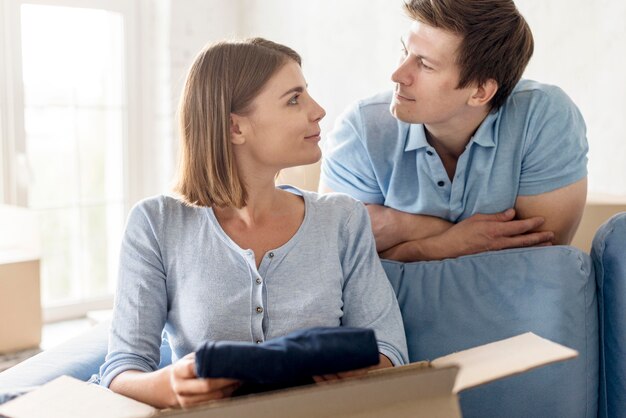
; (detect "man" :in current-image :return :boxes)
[319,0,588,261]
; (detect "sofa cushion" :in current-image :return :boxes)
[382,245,598,418]
[592,212,626,418]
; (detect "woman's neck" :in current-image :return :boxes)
[213,169,281,227]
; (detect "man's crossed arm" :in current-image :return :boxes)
[319,178,586,262]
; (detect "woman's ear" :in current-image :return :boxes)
[230,114,246,145]
[468,79,498,107]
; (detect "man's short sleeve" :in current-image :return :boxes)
[320,102,385,204]
[518,86,588,196]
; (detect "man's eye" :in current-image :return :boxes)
[288,94,300,105]
[420,60,433,71]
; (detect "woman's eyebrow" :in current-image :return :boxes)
[280,84,308,98]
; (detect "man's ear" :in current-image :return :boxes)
[468,79,498,107]
[230,113,246,145]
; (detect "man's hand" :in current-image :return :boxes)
[380,209,554,262]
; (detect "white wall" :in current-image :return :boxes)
[138,0,240,198]
[517,0,626,197]
[150,0,626,196]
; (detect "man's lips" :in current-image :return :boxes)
[395,92,416,102]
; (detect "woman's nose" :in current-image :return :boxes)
[310,98,326,122]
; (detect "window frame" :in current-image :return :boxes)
[1,0,142,321]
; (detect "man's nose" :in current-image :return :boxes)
[391,59,412,86]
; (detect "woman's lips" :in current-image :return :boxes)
[304,132,321,142]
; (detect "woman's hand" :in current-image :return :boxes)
[109,353,240,409]
[169,352,241,409]
[312,354,393,383]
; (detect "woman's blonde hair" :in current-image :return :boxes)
[174,38,301,208]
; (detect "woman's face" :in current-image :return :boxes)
[232,60,326,171]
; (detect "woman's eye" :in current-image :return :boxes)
[288,94,300,105]
[420,60,433,71]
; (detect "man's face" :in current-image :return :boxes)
[390,21,477,126]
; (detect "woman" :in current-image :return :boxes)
[99,38,408,408]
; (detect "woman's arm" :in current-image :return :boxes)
[100,201,169,391]
[338,201,409,366]
[110,353,240,409]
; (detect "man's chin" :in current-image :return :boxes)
[389,103,420,124]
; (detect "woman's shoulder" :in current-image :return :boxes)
[281,185,362,213]
[285,187,367,230]
[129,194,206,223]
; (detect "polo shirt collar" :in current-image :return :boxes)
[470,110,499,148]
[403,109,500,151]
[404,123,430,152]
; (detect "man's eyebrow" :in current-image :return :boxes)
[400,36,441,67]
[280,86,305,98]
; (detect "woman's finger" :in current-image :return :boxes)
[174,376,241,397]
[172,357,197,380]
[177,390,227,408]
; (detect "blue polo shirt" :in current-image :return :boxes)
[320,80,588,222]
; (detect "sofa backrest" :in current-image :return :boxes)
[382,246,598,418]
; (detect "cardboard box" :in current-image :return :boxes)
[0,256,42,354]
[0,332,577,418]
[0,204,42,354]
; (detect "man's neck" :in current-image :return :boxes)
[424,107,491,159]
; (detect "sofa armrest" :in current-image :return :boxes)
[592,212,626,418]
[0,320,110,404]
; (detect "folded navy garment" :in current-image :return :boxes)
[195,327,379,389]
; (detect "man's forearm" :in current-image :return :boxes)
[379,235,449,262]
[366,205,452,252]
[379,209,555,262]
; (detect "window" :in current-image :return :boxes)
[1,0,135,319]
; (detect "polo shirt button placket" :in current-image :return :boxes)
[437,181,445,187]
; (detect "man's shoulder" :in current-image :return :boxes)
[341,90,408,138]
[356,90,394,108]
[344,90,396,121]
[506,79,574,110]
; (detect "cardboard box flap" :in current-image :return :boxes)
[0,376,158,418]
[160,364,461,418]
[430,332,578,393]
[0,333,577,418]
[0,366,462,418]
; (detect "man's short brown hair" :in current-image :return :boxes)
[404,0,534,109]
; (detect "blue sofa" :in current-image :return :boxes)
[1,213,624,417]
